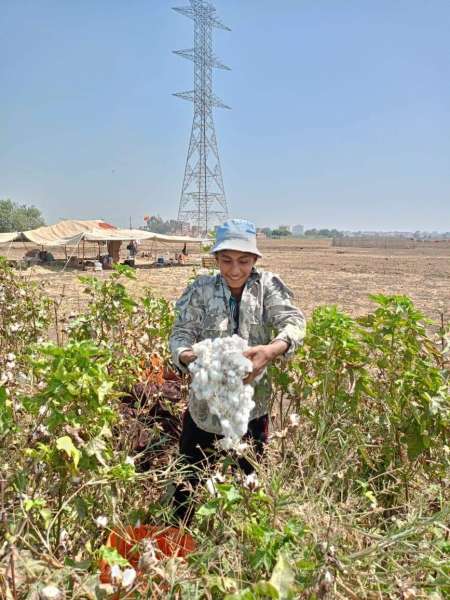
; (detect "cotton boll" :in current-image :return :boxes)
[220,437,235,450]
[289,413,300,428]
[40,586,64,600]
[190,335,255,449]
[95,515,108,528]
[205,477,217,496]
[110,565,122,586]
[122,568,137,589]
[243,472,260,491]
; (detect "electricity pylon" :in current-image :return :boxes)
[173,0,230,236]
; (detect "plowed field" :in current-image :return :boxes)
[3,238,450,322]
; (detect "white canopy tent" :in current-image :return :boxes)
[0,220,205,247]
[0,220,207,268]
[0,232,21,244]
[80,229,204,244]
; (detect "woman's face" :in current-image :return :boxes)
[216,250,257,291]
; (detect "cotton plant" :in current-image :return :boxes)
[189,335,255,449]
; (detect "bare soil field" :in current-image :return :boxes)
[3,238,450,322]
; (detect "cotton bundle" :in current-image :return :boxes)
[189,335,255,449]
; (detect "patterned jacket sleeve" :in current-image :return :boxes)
[169,280,205,373]
[263,273,306,358]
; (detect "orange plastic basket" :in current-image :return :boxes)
[99,525,196,584]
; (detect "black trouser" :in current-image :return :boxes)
[172,410,269,523]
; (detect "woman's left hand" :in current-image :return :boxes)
[243,341,288,384]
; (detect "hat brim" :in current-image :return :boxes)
[210,239,262,258]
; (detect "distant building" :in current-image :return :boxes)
[292,224,304,236]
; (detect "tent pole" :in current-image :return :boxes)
[62,235,83,272]
[6,241,13,259]
[62,242,78,273]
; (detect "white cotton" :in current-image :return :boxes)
[205,477,217,497]
[243,472,260,491]
[122,568,137,589]
[189,335,255,450]
[40,586,64,600]
[289,413,300,428]
[110,565,122,586]
[95,515,108,528]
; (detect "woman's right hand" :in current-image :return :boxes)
[179,350,197,366]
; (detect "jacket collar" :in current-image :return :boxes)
[214,269,261,337]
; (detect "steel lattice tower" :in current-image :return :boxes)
[173,0,230,235]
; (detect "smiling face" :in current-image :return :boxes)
[216,250,257,293]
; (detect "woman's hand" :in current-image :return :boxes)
[179,349,197,366]
[243,340,289,384]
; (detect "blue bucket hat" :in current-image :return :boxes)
[210,219,262,257]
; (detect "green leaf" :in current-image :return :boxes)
[403,424,427,461]
[220,484,242,504]
[0,386,14,435]
[64,557,92,571]
[252,581,279,598]
[85,436,107,467]
[269,553,295,599]
[206,575,239,594]
[295,558,317,571]
[23,497,46,512]
[224,589,254,600]
[39,508,52,528]
[97,381,113,404]
[74,496,89,520]
[56,435,81,469]
[98,545,129,567]
[107,461,136,481]
[197,500,219,517]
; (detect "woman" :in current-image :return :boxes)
[169,219,306,521]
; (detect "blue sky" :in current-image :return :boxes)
[2,0,449,231]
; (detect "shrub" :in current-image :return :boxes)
[68,264,174,389]
[272,295,450,503]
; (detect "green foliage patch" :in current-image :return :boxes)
[0,198,46,233]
